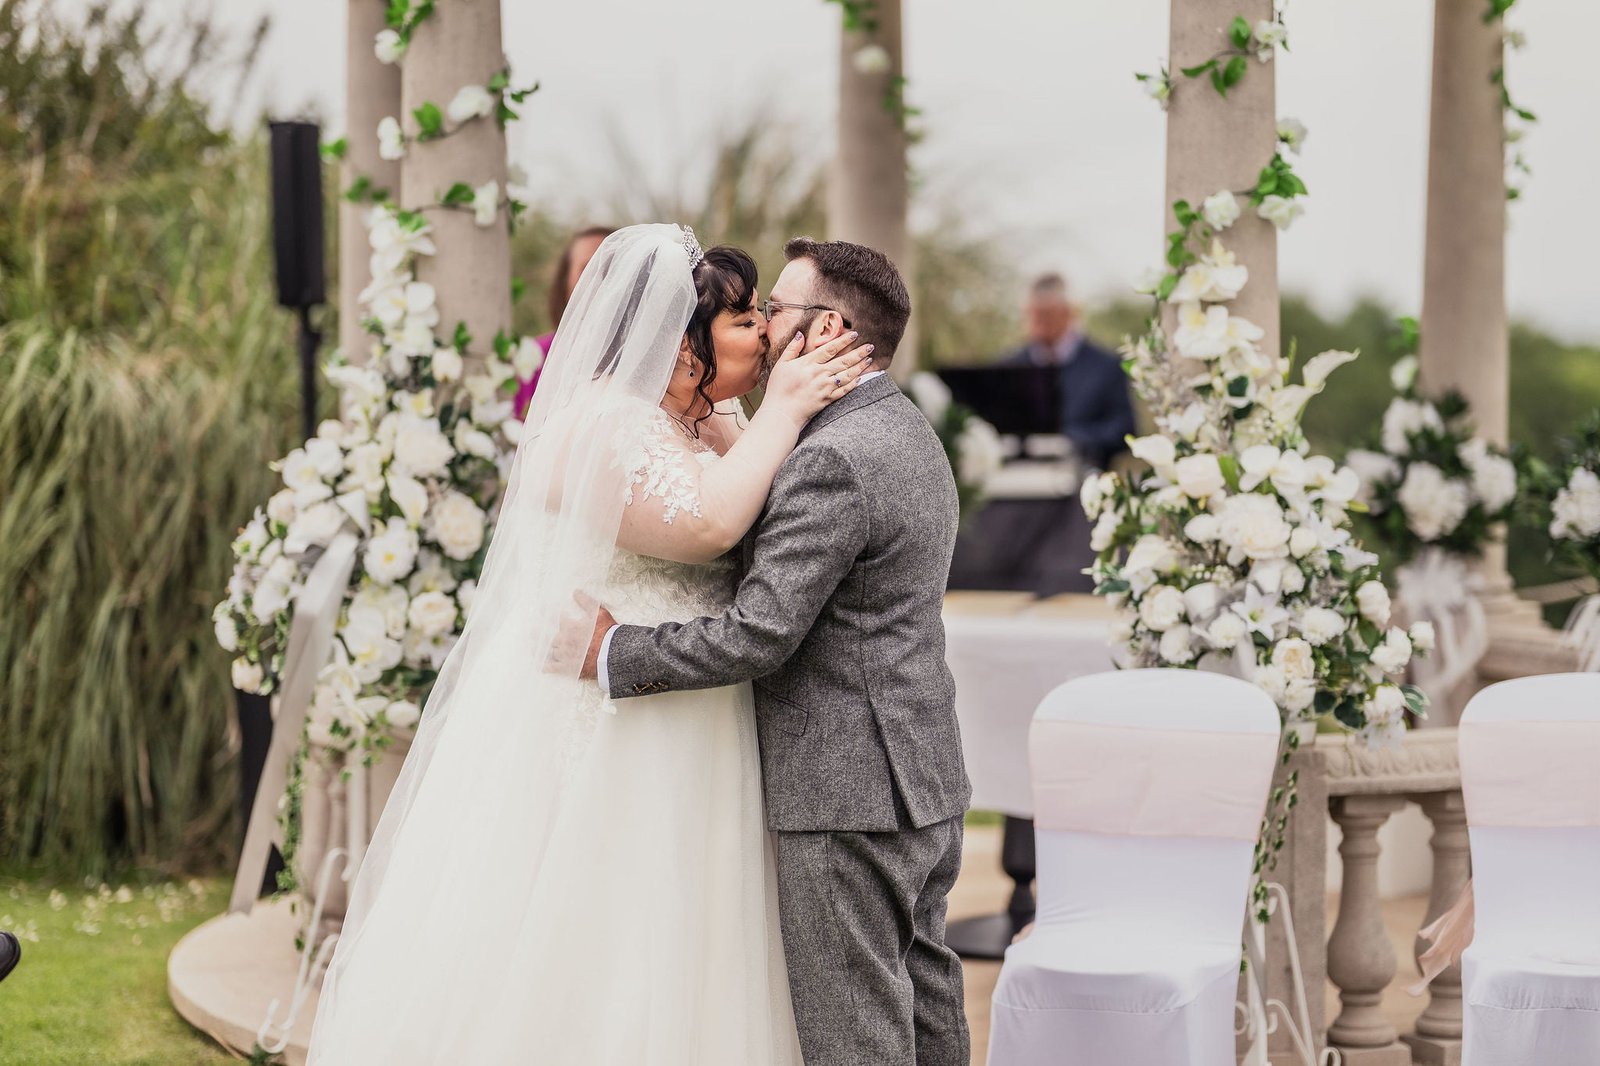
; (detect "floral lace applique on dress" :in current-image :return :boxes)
[618,411,714,524]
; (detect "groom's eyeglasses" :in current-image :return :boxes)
[761,299,852,329]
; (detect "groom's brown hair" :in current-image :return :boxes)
[784,237,911,365]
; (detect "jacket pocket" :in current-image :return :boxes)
[753,682,810,738]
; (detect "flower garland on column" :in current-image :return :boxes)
[824,0,921,141]
[215,3,540,777]
[1485,0,1536,201]
[1108,6,1427,916]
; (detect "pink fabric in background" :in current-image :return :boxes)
[1029,719,1278,841]
[1460,719,1600,828]
[512,332,555,420]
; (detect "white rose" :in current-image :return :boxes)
[377,115,405,161]
[1552,468,1600,539]
[1460,440,1517,513]
[391,416,455,479]
[430,492,487,561]
[250,557,297,624]
[352,584,410,639]
[851,43,891,74]
[340,607,404,683]
[455,424,499,462]
[386,474,430,527]
[1272,637,1315,681]
[1356,580,1392,626]
[426,345,462,384]
[214,610,240,652]
[407,589,459,638]
[1184,513,1221,543]
[1288,526,1319,559]
[280,448,325,495]
[1252,663,1289,703]
[1138,585,1186,632]
[385,699,422,730]
[457,579,478,618]
[364,517,420,585]
[1371,627,1413,674]
[1276,116,1308,153]
[284,501,347,556]
[472,180,499,227]
[266,489,297,528]
[1182,581,1221,622]
[1206,612,1248,649]
[1090,510,1121,552]
[1370,684,1407,723]
[1389,354,1420,393]
[1381,398,1443,454]
[374,27,406,64]
[1080,472,1116,520]
[1175,453,1227,499]
[1300,606,1346,646]
[513,336,545,380]
[1124,534,1178,581]
[1280,564,1306,594]
[1129,435,1178,476]
[447,84,495,125]
[1217,493,1292,560]
[1409,620,1436,654]
[1201,190,1240,230]
[1256,194,1303,230]
[1159,624,1196,664]
[231,657,265,693]
[1396,462,1472,541]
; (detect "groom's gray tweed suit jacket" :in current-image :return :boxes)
[606,373,971,832]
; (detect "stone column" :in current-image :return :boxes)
[1403,790,1469,1065]
[400,0,510,372]
[1327,794,1410,1064]
[1419,0,1533,629]
[830,0,914,376]
[1165,0,1280,355]
[339,0,402,367]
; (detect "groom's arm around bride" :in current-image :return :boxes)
[584,238,973,1066]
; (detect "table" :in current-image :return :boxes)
[942,592,1119,958]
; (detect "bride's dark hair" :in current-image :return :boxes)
[682,245,759,432]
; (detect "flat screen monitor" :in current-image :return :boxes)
[935,365,1061,438]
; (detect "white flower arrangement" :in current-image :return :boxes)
[1094,147,1424,744]
[1345,353,1519,561]
[215,198,527,753]
[1530,417,1600,584]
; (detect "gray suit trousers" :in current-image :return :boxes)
[774,814,970,1066]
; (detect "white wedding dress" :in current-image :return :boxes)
[307,409,804,1064]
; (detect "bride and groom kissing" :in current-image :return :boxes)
[306,225,973,1065]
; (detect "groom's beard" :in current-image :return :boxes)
[760,311,819,388]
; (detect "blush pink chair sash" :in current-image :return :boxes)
[1460,720,1600,828]
[1029,719,1280,841]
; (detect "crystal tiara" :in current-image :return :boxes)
[679,225,705,270]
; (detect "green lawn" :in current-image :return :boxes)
[0,875,238,1066]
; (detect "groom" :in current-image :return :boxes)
[576,236,971,1065]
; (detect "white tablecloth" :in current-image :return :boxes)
[943,596,1117,817]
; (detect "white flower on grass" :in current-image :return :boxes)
[374,28,406,64]
[391,416,455,479]
[472,180,499,227]
[1356,580,1392,626]
[1170,241,1249,303]
[364,517,420,586]
[447,84,495,125]
[1218,493,1292,561]
[1252,19,1287,62]
[1396,462,1472,541]
[1381,398,1444,454]
[1256,194,1303,230]
[1201,190,1241,230]
[231,657,265,693]
[407,590,459,638]
[852,44,891,74]
[1276,116,1309,153]
[1552,467,1600,539]
[1138,585,1187,632]
[377,116,405,161]
[1176,452,1227,499]
[1300,606,1346,646]
[385,699,421,729]
[1371,627,1413,674]
[1159,623,1196,664]
[1409,620,1436,654]
[430,491,487,561]
[512,336,545,380]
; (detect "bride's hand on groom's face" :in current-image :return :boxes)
[547,590,616,682]
[761,330,875,429]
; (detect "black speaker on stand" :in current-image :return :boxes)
[235,121,328,897]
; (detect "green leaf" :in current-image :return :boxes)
[439,181,474,206]
[1210,65,1228,96]
[342,175,372,202]
[1229,16,1252,50]
[453,321,472,351]
[496,100,518,127]
[487,69,509,93]
[1172,199,1194,225]
[493,330,513,358]
[1217,453,1242,491]
[1180,58,1218,78]
[1155,274,1179,302]
[511,277,527,302]
[385,0,410,31]
[320,137,348,161]
[1223,55,1248,88]
[413,101,443,139]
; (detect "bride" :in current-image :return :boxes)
[306,224,871,1064]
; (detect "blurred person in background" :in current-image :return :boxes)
[997,272,1134,471]
[514,225,616,418]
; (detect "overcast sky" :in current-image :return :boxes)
[87,0,1600,342]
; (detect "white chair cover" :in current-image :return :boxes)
[1459,673,1600,1066]
[988,669,1281,1066]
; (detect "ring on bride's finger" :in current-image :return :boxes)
[832,375,842,386]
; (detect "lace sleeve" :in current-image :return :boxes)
[614,411,735,565]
